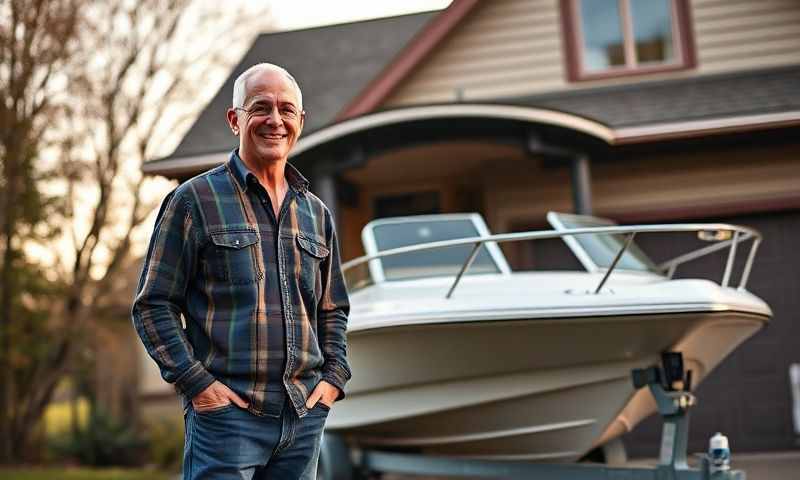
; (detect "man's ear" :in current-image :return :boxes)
[226,108,239,135]
[298,110,306,136]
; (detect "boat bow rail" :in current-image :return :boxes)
[342,218,762,299]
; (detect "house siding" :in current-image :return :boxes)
[384,0,565,106]
[337,140,800,264]
[383,0,800,108]
[482,144,800,233]
[694,0,800,74]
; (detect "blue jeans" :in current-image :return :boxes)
[182,398,329,479]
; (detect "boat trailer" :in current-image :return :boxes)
[319,352,744,480]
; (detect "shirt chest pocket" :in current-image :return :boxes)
[208,230,263,285]
[296,233,330,297]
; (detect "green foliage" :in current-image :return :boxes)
[44,398,89,436]
[8,260,66,366]
[48,407,147,467]
[142,418,184,472]
[44,401,184,471]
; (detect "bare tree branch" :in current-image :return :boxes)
[1,0,274,463]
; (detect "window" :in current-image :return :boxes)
[561,0,695,81]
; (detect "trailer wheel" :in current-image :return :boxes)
[318,433,355,480]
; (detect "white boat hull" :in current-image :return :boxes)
[328,307,767,461]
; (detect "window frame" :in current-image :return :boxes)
[560,0,696,82]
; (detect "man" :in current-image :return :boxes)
[132,63,351,479]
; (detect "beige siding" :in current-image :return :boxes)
[694,0,800,74]
[338,144,800,267]
[383,0,800,108]
[384,0,566,106]
[486,145,800,233]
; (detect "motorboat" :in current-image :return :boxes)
[325,212,771,463]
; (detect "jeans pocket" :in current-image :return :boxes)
[195,402,236,416]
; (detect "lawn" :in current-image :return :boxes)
[0,467,174,480]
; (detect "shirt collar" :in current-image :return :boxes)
[228,149,310,195]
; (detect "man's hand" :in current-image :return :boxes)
[305,380,339,410]
[192,380,249,412]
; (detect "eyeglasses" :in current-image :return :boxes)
[234,102,302,121]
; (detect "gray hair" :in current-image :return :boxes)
[231,63,303,110]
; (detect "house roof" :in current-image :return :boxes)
[152,0,800,171]
[505,64,800,129]
[164,11,438,161]
[336,0,479,120]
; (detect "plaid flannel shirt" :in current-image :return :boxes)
[132,151,351,417]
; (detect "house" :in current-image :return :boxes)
[140,0,800,458]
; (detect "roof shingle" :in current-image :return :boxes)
[160,8,800,164]
[166,11,437,160]
[505,64,800,128]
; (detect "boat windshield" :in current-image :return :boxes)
[547,212,658,273]
[368,216,503,281]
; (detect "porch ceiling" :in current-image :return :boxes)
[341,140,528,186]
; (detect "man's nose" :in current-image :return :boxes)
[265,105,283,125]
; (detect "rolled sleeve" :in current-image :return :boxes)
[317,208,352,400]
[131,188,212,400]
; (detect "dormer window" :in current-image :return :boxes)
[561,0,695,81]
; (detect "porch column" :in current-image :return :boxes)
[571,154,593,215]
[312,168,338,227]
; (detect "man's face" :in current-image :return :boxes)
[228,69,304,164]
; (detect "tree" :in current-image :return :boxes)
[0,0,81,462]
[0,0,269,463]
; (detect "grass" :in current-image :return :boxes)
[0,467,173,480]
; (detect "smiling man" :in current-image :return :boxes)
[132,63,351,479]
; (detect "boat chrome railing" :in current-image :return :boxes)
[341,223,762,299]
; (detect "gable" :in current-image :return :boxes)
[384,0,565,107]
[380,0,800,109]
